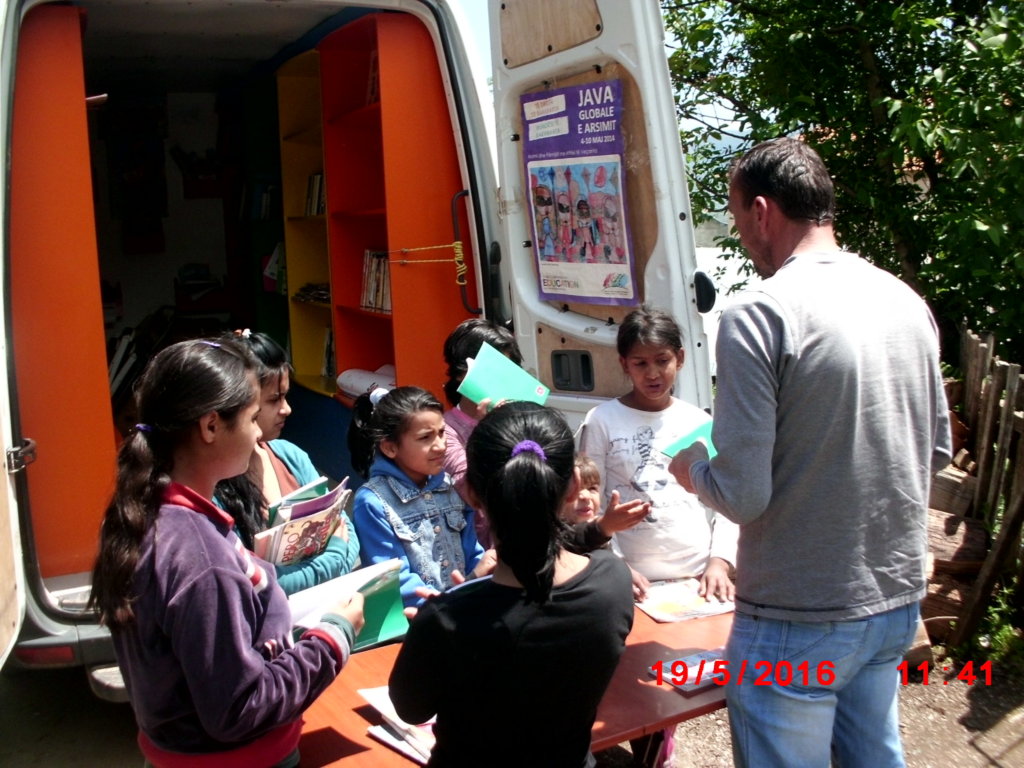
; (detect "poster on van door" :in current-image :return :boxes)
[521,80,637,305]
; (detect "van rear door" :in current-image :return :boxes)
[0,0,25,668]
[2,3,118,668]
[0,397,24,670]
[490,0,713,426]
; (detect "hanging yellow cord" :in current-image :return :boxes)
[387,241,468,286]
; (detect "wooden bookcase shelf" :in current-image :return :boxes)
[277,51,333,396]
[277,12,481,401]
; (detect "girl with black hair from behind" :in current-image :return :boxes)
[90,338,363,768]
[215,330,359,594]
[437,317,649,555]
[350,386,494,608]
[388,402,634,768]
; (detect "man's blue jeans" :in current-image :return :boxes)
[725,601,919,768]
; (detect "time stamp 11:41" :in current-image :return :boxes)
[652,658,993,687]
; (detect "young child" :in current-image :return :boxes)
[215,330,359,594]
[441,317,523,548]
[90,338,364,767]
[562,454,602,525]
[389,402,634,767]
[578,306,738,601]
[351,385,493,607]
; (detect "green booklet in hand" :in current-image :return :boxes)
[457,341,550,406]
[289,558,408,651]
[660,419,717,459]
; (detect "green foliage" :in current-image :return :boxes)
[953,583,1024,671]
[662,1,1024,361]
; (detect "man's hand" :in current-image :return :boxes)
[698,557,735,602]
[596,490,651,537]
[668,441,710,493]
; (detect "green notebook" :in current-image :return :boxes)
[289,558,408,651]
[660,419,717,459]
[457,341,550,406]
[352,561,409,651]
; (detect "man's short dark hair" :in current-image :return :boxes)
[730,138,836,225]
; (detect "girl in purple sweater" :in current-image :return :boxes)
[90,338,364,768]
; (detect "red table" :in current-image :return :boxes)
[298,609,732,766]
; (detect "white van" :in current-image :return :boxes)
[0,0,715,699]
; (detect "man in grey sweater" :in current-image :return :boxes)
[670,138,951,768]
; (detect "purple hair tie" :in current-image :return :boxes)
[135,423,153,433]
[510,439,546,462]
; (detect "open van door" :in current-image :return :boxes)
[0,386,25,671]
[490,0,714,426]
[2,2,119,682]
[0,0,26,669]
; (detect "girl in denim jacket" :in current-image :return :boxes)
[351,386,493,607]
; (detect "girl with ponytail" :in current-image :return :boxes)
[90,338,363,768]
[388,402,634,768]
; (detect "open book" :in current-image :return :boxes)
[636,577,734,622]
[254,478,349,566]
[359,685,435,765]
[289,558,408,651]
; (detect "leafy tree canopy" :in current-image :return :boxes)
[663,0,1024,362]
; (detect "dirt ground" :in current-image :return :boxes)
[595,656,1024,768]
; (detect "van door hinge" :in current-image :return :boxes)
[7,438,37,473]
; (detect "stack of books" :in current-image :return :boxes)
[360,249,391,313]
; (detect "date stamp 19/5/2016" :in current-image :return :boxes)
[652,656,837,688]
[652,656,995,688]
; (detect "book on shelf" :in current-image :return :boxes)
[305,172,324,216]
[457,341,550,406]
[358,685,435,764]
[242,181,278,221]
[635,577,734,623]
[289,558,408,651]
[320,326,335,379]
[648,646,727,696]
[360,249,391,313]
[254,477,348,566]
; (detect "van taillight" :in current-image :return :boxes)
[14,644,76,666]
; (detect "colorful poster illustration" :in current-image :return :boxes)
[521,80,637,305]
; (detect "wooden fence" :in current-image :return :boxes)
[943,328,1024,646]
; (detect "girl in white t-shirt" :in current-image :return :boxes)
[578,306,737,601]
